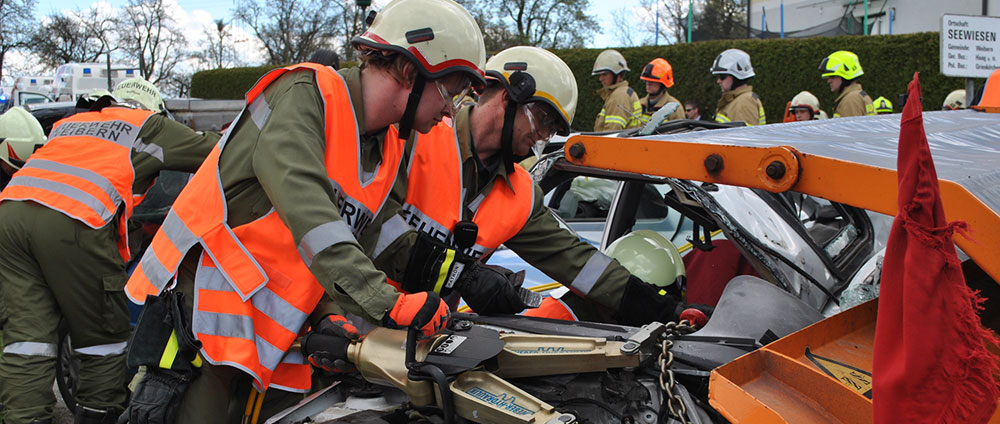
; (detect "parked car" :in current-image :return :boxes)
[490,118,895,316]
[488,119,745,288]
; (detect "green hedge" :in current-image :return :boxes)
[192,34,970,132]
[190,65,282,99]
[190,61,359,99]
[555,32,976,131]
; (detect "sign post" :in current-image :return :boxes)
[940,14,1000,107]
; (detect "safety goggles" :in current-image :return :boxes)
[434,75,473,116]
[523,102,562,159]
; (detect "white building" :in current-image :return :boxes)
[747,0,1000,37]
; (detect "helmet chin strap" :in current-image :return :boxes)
[497,70,535,174]
[397,73,426,141]
[499,96,517,174]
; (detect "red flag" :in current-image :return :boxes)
[873,73,999,423]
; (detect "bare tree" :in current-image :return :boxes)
[464,6,520,52]
[639,0,690,45]
[163,68,193,97]
[0,0,37,82]
[197,19,238,69]
[458,0,599,50]
[640,0,747,43]
[30,8,117,70]
[234,0,340,65]
[610,8,639,47]
[118,0,188,84]
[331,1,367,62]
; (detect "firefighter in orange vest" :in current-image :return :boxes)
[0,77,219,424]
[369,46,694,326]
[119,0,486,421]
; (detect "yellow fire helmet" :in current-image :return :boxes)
[352,0,486,87]
[592,49,630,76]
[943,89,967,110]
[873,96,894,114]
[0,107,46,170]
[112,77,165,113]
[819,50,864,80]
[605,230,685,288]
[485,46,577,135]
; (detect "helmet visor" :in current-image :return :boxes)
[640,63,659,81]
[818,57,838,77]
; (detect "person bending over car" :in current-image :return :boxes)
[372,46,706,326]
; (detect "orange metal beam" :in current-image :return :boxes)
[565,135,1000,282]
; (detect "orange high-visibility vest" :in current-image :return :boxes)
[125,63,403,392]
[0,107,155,261]
[394,119,534,260]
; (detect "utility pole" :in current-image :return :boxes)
[356,0,372,29]
[687,0,693,43]
[863,0,869,35]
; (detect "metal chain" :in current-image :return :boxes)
[657,320,696,424]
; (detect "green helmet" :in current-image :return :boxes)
[873,96,893,114]
[0,107,46,170]
[605,230,685,288]
[819,51,864,80]
[89,88,112,100]
[112,77,165,113]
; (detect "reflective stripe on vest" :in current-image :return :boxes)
[400,119,534,260]
[570,251,613,296]
[0,108,154,261]
[74,341,128,356]
[3,341,58,357]
[125,62,404,392]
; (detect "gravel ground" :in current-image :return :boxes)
[53,382,73,423]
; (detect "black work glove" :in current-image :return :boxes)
[401,232,540,315]
[304,315,359,374]
[117,367,195,424]
[613,275,684,326]
[456,263,542,315]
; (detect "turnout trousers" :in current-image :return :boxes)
[0,201,130,423]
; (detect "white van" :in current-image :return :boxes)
[51,63,141,101]
[10,75,57,108]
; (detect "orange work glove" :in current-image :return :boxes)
[383,292,450,339]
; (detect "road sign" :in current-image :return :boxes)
[940,14,1000,78]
